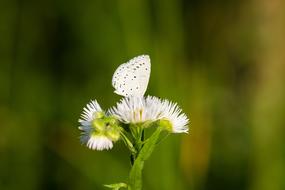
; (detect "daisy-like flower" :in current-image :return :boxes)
[78,100,121,151]
[159,99,189,133]
[108,96,163,124]
[108,96,189,133]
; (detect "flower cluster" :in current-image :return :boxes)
[78,100,121,150]
[108,96,189,133]
[78,55,189,151]
[78,96,189,151]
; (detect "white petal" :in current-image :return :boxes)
[86,136,113,151]
[108,96,163,123]
[78,100,102,124]
[160,99,189,133]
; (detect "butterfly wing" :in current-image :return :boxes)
[112,55,151,97]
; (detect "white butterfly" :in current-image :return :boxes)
[112,55,151,97]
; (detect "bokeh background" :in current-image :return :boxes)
[1,0,285,190]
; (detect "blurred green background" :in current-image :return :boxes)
[1,0,285,190]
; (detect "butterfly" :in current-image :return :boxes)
[112,55,151,97]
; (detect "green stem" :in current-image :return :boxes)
[128,127,163,190]
[120,131,137,155]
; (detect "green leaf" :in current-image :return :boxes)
[104,183,128,190]
[128,127,163,190]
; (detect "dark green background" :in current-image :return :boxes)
[1,0,285,190]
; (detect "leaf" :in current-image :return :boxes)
[104,183,128,190]
[128,127,163,190]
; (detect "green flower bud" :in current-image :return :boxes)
[158,119,173,133]
[91,115,121,142]
[92,119,106,131]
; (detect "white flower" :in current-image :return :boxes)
[108,96,189,133]
[78,100,120,151]
[160,99,189,133]
[108,96,163,124]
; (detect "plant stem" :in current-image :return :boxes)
[128,127,162,190]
